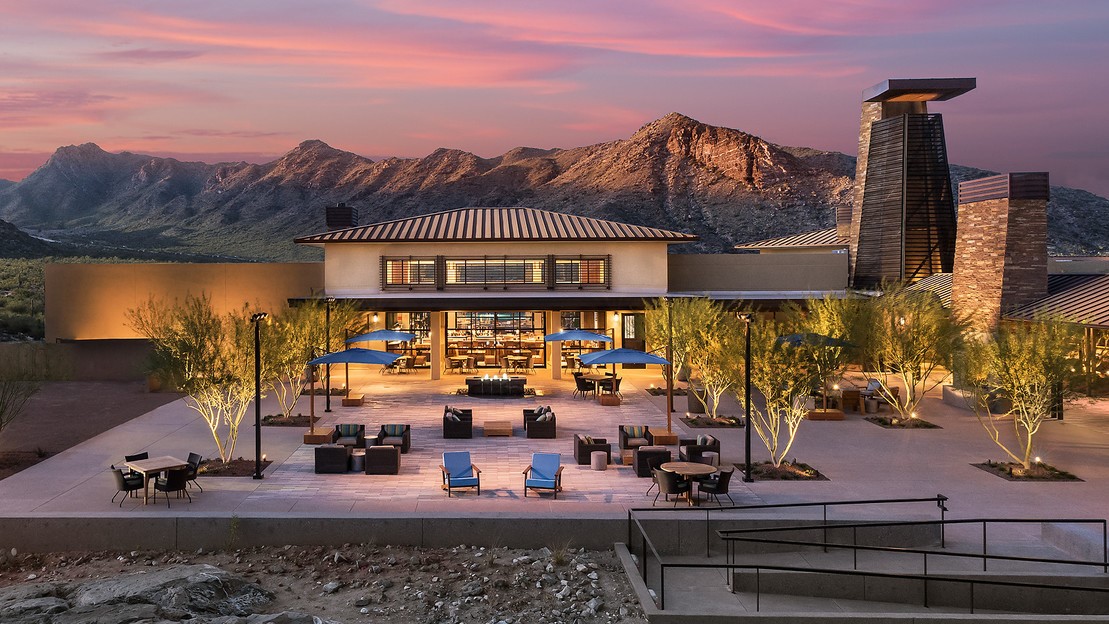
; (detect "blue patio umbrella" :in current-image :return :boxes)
[578,348,669,367]
[543,330,613,343]
[308,348,402,366]
[345,329,416,344]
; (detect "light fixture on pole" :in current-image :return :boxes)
[251,312,268,480]
[737,312,754,483]
[666,299,674,422]
[324,297,335,412]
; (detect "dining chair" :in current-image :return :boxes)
[698,467,735,506]
[123,452,149,478]
[653,468,691,506]
[110,468,143,507]
[184,452,204,492]
[153,468,191,507]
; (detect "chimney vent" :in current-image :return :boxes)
[325,202,358,230]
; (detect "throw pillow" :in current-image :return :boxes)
[446,412,460,422]
[626,425,645,438]
[582,435,594,445]
[696,434,712,446]
[452,407,464,417]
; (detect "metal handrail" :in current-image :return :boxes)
[650,560,1109,612]
[719,517,1109,574]
[628,494,948,557]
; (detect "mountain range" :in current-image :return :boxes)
[1,113,1106,261]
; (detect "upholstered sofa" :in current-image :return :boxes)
[523,406,556,439]
[443,405,474,439]
[678,434,721,464]
[573,434,611,465]
[618,425,655,450]
[332,424,366,447]
[373,424,412,453]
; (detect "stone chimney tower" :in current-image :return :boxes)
[847,78,975,288]
[951,173,1050,331]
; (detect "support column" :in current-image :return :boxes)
[430,311,444,381]
[547,310,561,380]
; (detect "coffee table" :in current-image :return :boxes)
[484,420,512,436]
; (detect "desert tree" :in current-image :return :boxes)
[644,296,725,385]
[955,318,1081,469]
[0,359,40,434]
[732,317,821,467]
[859,283,966,418]
[263,298,362,420]
[128,294,262,463]
[783,296,859,410]
[687,312,743,418]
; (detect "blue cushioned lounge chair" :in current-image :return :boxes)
[440,451,481,497]
[523,452,563,499]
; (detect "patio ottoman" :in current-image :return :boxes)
[314,444,351,474]
[350,448,366,473]
[365,445,401,475]
[590,451,608,471]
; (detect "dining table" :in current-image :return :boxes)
[124,455,189,505]
[660,461,718,506]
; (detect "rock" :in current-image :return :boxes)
[321,581,340,594]
[586,597,604,612]
[243,611,340,624]
[459,580,484,597]
[0,596,69,618]
[71,564,273,616]
[354,596,370,607]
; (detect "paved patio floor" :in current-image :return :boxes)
[1,369,1108,524]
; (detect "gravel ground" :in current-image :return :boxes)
[0,543,648,624]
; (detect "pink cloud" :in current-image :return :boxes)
[94,48,205,63]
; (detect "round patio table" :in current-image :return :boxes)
[660,461,717,506]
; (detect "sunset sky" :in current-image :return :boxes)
[3,1,1108,195]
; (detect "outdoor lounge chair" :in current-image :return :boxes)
[365,445,401,475]
[153,468,191,507]
[374,424,412,453]
[618,425,654,450]
[573,434,611,465]
[678,435,721,464]
[653,468,690,506]
[523,452,563,499]
[443,405,474,439]
[332,424,366,447]
[314,444,351,473]
[698,467,735,506]
[523,406,556,439]
[441,451,481,496]
[110,468,143,507]
[633,446,671,478]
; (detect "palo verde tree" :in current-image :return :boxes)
[263,298,362,420]
[732,317,822,467]
[644,296,724,384]
[687,311,743,418]
[128,294,263,463]
[859,283,966,418]
[955,318,1081,469]
[0,359,40,434]
[784,296,859,410]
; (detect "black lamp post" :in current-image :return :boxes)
[324,297,335,412]
[737,312,754,482]
[251,311,268,480]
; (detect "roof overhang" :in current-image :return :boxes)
[863,78,976,103]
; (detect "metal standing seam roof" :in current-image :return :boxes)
[1005,274,1109,329]
[734,227,846,250]
[294,207,699,244]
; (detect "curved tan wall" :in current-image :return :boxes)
[46,263,324,341]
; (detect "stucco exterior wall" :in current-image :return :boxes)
[668,252,848,292]
[46,262,324,342]
[321,241,670,296]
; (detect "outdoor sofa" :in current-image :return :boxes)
[573,434,611,465]
[365,445,401,475]
[632,446,671,478]
[523,405,556,439]
[678,434,721,464]
[332,424,366,447]
[618,425,655,450]
[373,424,412,454]
[443,405,474,439]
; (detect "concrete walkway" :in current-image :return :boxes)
[1,369,1108,522]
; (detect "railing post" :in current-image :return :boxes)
[853,526,858,570]
[983,522,988,572]
[642,534,648,581]
[939,495,947,548]
[756,567,761,612]
[706,508,711,558]
[659,565,665,610]
[1103,520,1107,574]
[970,581,975,614]
[923,575,928,608]
[627,510,631,549]
[823,504,828,553]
